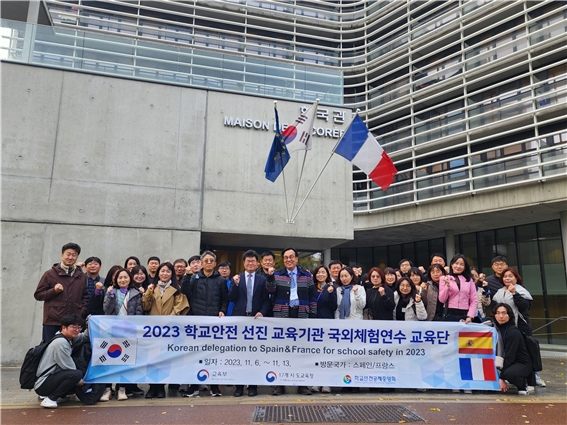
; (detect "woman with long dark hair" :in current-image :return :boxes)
[124,256,141,273]
[424,264,445,321]
[393,277,426,321]
[493,303,532,395]
[439,254,478,324]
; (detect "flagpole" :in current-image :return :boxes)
[274,100,291,222]
[289,109,360,223]
[287,98,319,223]
[289,149,307,223]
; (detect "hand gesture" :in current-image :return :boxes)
[95,281,103,290]
[147,283,155,292]
[444,276,451,287]
[107,286,114,293]
[254,312,263,319]
[76,262,85,269]
[508,284,516,294]
[54,283,64,293]
[185,266,192,275]
[267,267,275,276]
[218,311,225,318]
[482,280,489,287]
[418,266,426,274]
[378,287,385,296]
[327,284,334,293]
[138,287,145,294]
[420,282,427,291]
[352,285,358,292]
[233,275,240,285]
[415,294,421,303]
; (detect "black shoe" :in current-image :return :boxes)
[131,385,145,396]
[248,389,258,397]
[156,386,166,398]
[272,386,285,396]
[210,385,221,397]
[298,386,312,395]
[168,384,180,390]
[145,387,157,399]
[351,387,360,393]
[234,389,243,397]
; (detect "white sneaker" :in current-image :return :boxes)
[527,385,535,392]
[310,386,320,392]
[535,373,546,387]
[518,390,530,395]
[99,387,112,402]
[321,386,331,393]
[182,390,200,398]
[40,398,58,409]
[117,387,128,401]
[463,389,472,394]
[452,389,460,393]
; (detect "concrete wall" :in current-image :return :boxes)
[1,63,353,364]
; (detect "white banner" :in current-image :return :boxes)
[85,316,500,390]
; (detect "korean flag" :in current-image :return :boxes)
[92,338,137,366]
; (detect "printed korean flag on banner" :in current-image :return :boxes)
[92,338,137,366]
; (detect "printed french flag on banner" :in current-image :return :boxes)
[334,115,397,191]
[459,358,497,381]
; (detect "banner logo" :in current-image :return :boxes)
[197,370,210,382]
[343,375,352,384]
[266,371,277,383]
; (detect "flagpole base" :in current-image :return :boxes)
[286,219,295,224]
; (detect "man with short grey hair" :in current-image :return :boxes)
[180,250,228,397]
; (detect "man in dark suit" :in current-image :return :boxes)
[229,250,272,397]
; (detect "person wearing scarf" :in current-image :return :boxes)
[493,303,532,395]
[334,267,366,394]
[100,268,143,401]
[142,263,189,399]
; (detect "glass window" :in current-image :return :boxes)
[516,224,543,296]
[495,227,518,269]
[388,245,402,269]
[459,233,478,267]
[357,248,373,273]
[478,230,496,269]
[373,247,388,270]
[415,240,429,269]
[430,238,445,259]
[401,243,416,264]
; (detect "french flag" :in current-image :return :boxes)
[334,115,397,190]
[459,358,497,381]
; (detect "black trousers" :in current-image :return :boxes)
[500,363,531,391]
[42,325,61,343]
[36,369,83,401]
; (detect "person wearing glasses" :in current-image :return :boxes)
[181,251,228,398]
[34,314,89,409]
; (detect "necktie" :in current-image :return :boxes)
[290,272,299,307]
[246,274,253,313]
[68,267,73,276]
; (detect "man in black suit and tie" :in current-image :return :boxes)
[229,250,272,397]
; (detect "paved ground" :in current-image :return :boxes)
[1,352,565,425]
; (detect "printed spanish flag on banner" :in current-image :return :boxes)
[458,331,493,354]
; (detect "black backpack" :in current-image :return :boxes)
[19,334,65,390]
[523,334,543,372]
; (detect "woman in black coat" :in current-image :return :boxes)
[365,267,395,320]
[493,303,532,395]
[313,265,337,319]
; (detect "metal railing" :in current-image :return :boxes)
[0,19,343,106]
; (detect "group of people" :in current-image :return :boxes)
[32,243,545,408]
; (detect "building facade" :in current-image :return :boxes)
[1,0,566,362]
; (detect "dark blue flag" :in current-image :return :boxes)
[264,108,291,182]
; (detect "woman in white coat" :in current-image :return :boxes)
[335,266,366,321]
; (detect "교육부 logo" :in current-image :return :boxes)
[197,369,210,382]
[265,371,277,383]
